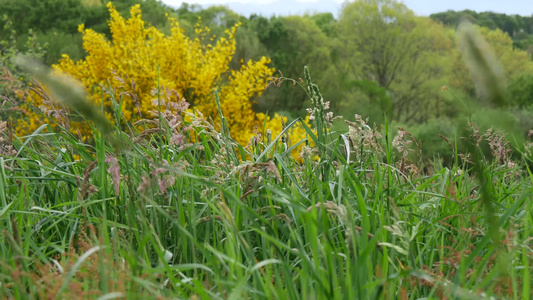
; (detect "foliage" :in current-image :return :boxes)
[251,15,333,115]
[33,31,84,65]
[307,12,337,38]
[0,0,173,34]
[508,73,533,109]
[15,3,308,151]
[337,0,454,123]
[0,0,92,34]
[336,79,392,125]
[431,10,532,34]
[430,10,533,52]
[0,0,175,67]
[0,15,46,72]
[406,117,458,165]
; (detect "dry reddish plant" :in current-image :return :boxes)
[232,160,282,201]
[105,154,121,196]
[0,67,27,107]
[392,127,421,176]
[136,158,188,195]
[345,114,383,163]
[1,68,26,157]
[0,120,16,157]
[266,70,303,89]
[466,122,484,147]
[464,122,514,164]
[77,161,98,200]
[484,128,513,165]
[462,122,519,179]
[30,81,71,131]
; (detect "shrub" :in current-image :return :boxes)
[16,3,308,151]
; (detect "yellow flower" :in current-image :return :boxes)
[17,3,310,159]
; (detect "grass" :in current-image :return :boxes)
[1,54,532,299]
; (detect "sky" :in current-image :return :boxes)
[160,0,533,17]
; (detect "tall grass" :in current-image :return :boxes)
[0,57,531,299]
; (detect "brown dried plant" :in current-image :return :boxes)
[392,127,422,176]
[30,80,71,131]
[0,120,16,157]
[463,122,519,178]
[345,114,383,163]
[136,158,189,195]
[0,67,27,107]
[232,160,281,201]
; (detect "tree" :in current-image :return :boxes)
[0,0,177,66]
[250,15,333,115]
[307,12,337,37]
[338,0,453,123]
[0,0,85,34]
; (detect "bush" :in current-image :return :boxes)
[16,3,308,151]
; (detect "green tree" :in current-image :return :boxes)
[249,15,334,115]
[338,0,453,123]
[0,0,86,34]
[0,0,175,65]
[307,12,337,37]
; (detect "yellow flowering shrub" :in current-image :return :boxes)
[16,3,308,157]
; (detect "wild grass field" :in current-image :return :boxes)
[1,2,533,300]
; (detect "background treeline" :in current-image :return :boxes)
[2,0,533,163]
[430,10,533,51]
[0,0,171,65]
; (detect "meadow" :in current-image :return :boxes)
[1,1,533,299]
